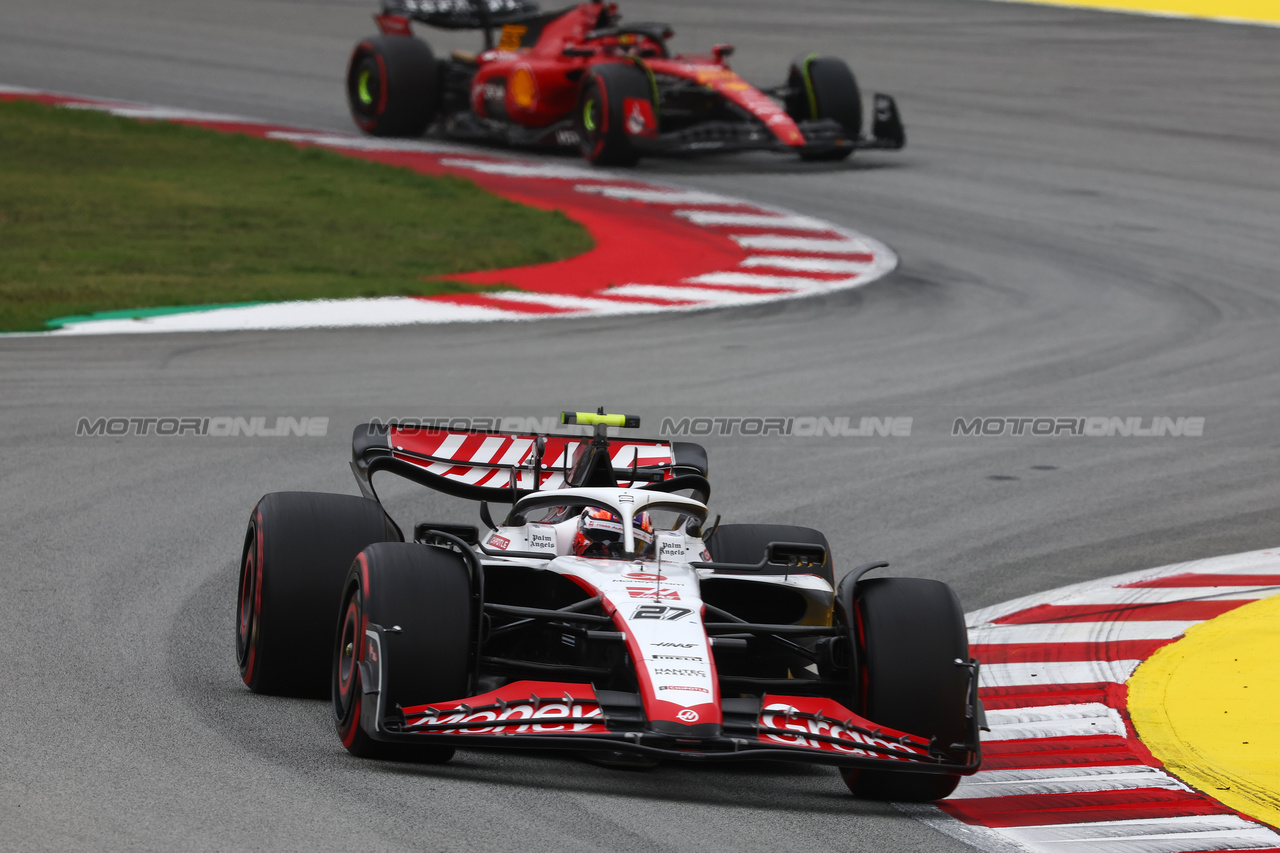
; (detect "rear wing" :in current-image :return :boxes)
[381,0,542,30]
[352,422,709,504]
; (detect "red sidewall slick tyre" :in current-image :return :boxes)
[237,491,398,698]
[705,523,834,586]
[575,62,653,167]
[333,542,474,762]
[843,577,969,801]
[346,34,438,137]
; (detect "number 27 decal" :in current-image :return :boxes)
[631,605,693,621]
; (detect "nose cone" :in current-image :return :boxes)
[648,719,723,739]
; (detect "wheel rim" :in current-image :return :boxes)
[357,70,374,106]
[334,589,362,723]
[235,527,258,672]
[579,88,608,160]
[350,57,381,119]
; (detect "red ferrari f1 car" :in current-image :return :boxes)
[236,411,982,801]
[345,0,905,165]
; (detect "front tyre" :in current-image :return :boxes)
[575,62,656,167]
[346,34,438,137]
[237,492,399,697]
[842,577,970,801]
[333,542,475,762]
[785,55,862,161]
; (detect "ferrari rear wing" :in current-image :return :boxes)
[381,0,541,30]
[351,422,709,504]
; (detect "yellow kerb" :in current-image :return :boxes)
[1128,593,1280,828]
[992,0,1280,25]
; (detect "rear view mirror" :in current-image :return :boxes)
[765,541,828,569]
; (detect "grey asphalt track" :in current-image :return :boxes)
[2,0,1278,850]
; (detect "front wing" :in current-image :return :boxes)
[355,633,980,774]
[634,94,906,158]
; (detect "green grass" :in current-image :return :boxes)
[0,99,594,331]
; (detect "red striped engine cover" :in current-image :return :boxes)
[385,426,675,490]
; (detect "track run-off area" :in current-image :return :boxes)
[987,0,1280,28]
[0,88,895,334]
[2,0,1280,851]
[942,550,1280,852]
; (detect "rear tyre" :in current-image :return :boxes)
[785,55,862,161]
[333,542,474,762]
[575,63,655,167]
[346,34,438,137]
[705,523,834,586]
[237,492,399,697]
[842,578,969,801]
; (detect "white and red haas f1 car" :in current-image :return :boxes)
[236,411,982,800]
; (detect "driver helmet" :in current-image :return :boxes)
[572,507,653,558]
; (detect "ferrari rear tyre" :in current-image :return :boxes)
[333,542,474,762]
[575,62,655,167]
[786,55,862,161]
[842,577,969,801]
[705,523,834,586]
[346,34,438,137]
[237,492,399,697]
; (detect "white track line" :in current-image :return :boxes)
[731,234,874,253]
[951,766,1189,800]
[572,185,744,206]
[49,298,534,334]
[267,131,462,154]
[673,210,833,230]
[999,815,1280,853]
[62,103,259,124]
[740,255,874,273]
[1171,553,1280,575]
[979,659,1142,687]
[438,157,608,180]
[982,703,1128,741]
[602,285,781,305]
[683,272,844,291]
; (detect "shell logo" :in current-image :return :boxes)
[510,67,537,110]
